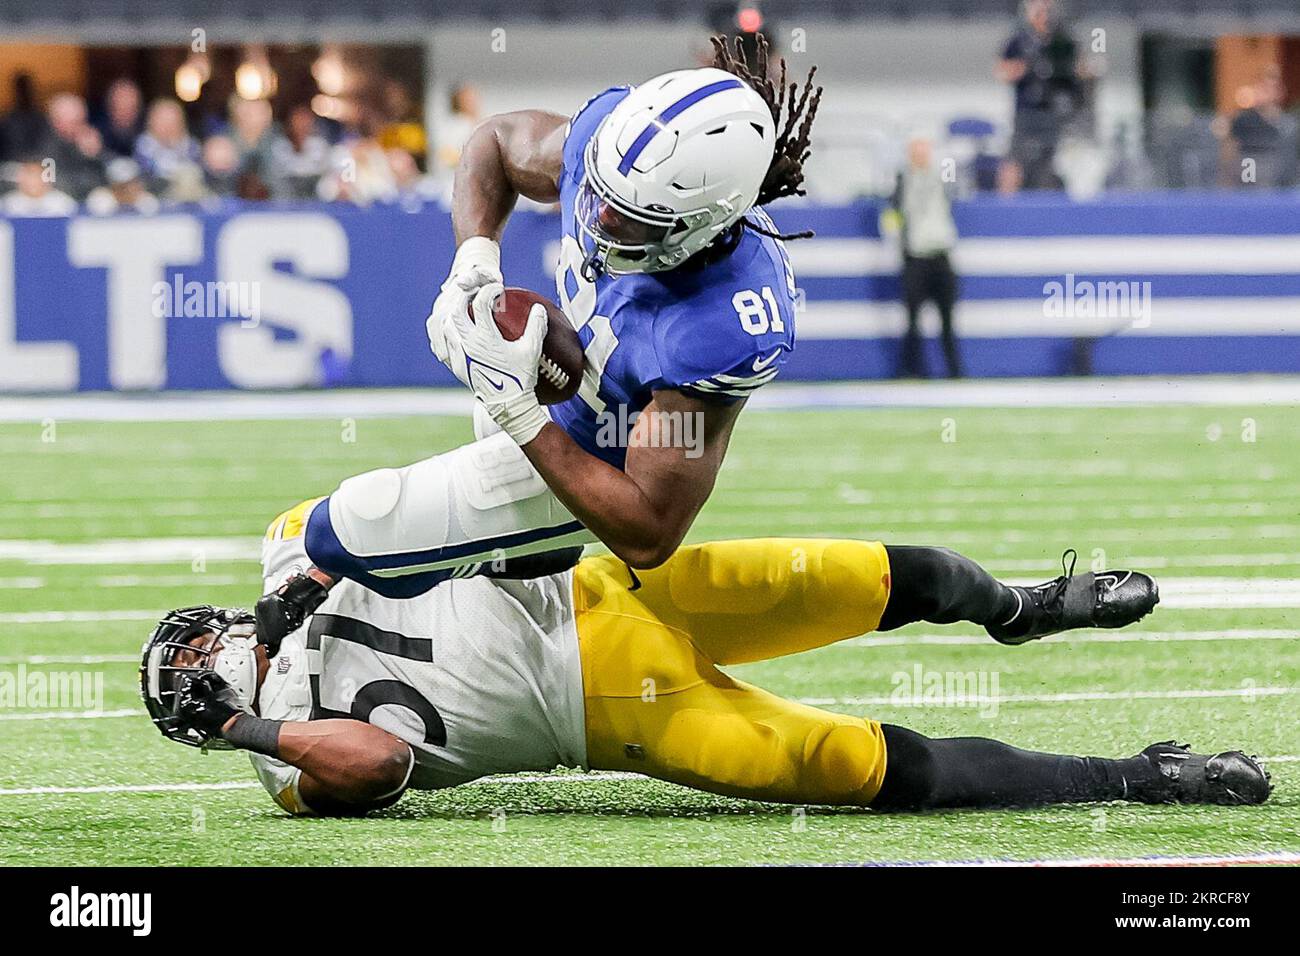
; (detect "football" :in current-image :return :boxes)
[483,287,584,405]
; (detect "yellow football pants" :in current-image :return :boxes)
[573,538,893,806]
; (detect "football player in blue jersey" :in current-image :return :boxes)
[252,37,1158,665]
[254,36,830,646]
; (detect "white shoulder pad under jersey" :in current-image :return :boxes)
[251,532,588,813]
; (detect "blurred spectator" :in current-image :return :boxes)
[1227,72,1297,189]
[228,96,281,197]
[890,136,962,379]
[996,0,1081,190]
[432,83,482,180]
[200,134,241,198]
[388,147,438,207]
[2,156,77,216]
[378,79,427,165]
[318,103,397,205]
[0,73,49,163]
[85,157,160,215]
[40,93,106,200]
[95,79,144,158]
[134,99,201,193]
[272,104,331,200]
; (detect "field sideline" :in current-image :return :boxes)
[0,380,1297,866]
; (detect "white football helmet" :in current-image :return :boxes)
[577,67,775,277]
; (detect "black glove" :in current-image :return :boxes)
[175,671,243,738]
[255,572,330,656]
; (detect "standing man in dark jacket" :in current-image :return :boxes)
[996,0,1081,190]
[891,136,962,379]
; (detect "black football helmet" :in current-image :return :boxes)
[139,605,258,748]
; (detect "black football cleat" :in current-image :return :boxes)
[254,570,331,656]
[986,549,1159,645]
[1131,741,1272,806]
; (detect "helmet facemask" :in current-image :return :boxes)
[139,605,260,749]
[577,136,743,278]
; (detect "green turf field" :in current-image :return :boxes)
[0,399,1296,866]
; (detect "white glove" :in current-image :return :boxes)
[451,282,551,446]
[427,237,503,386]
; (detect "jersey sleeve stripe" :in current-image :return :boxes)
[709,367,781,387]
[687,368,781,395]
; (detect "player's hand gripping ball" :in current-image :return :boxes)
[472,288,584,405]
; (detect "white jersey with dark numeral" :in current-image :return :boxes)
[248,531,588,813]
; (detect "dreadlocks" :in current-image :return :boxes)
[710,32,822,241]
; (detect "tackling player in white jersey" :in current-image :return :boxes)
[140,501,1268,816]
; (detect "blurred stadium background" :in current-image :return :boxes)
[2,2,1299,867]
[0,0,1298,388]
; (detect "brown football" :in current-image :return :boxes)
[476,287,584,405]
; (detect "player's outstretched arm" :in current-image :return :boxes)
[521,389,744,569]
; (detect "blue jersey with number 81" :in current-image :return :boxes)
[548,87,798,469]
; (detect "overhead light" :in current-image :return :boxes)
[737,6,763,33]
[236,46,278,100]
[311,47,346,97]
[235,62,265,100]
[175,62,204,102]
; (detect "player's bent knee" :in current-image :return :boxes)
[801,722,887,804]
[332,467,403,532]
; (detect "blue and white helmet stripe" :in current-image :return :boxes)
[580,67,776,275]
[616,77,744,176]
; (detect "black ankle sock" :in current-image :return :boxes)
[874,725,1159,810]
[879,545,1021,631]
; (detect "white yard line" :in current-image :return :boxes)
[4,627,1295,663]
[0,708,140,721]
[797,687,1296,707]
[0,654,139,665]
[850,628,1299,647]
[7,577,1300,627]
[6,685,1292,725]
[0,773,642,797]
[0,537,259,565]
[0,781,261,796]
[0,577,45,589]
[0,610,164,624]
[4,377,1300,422]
